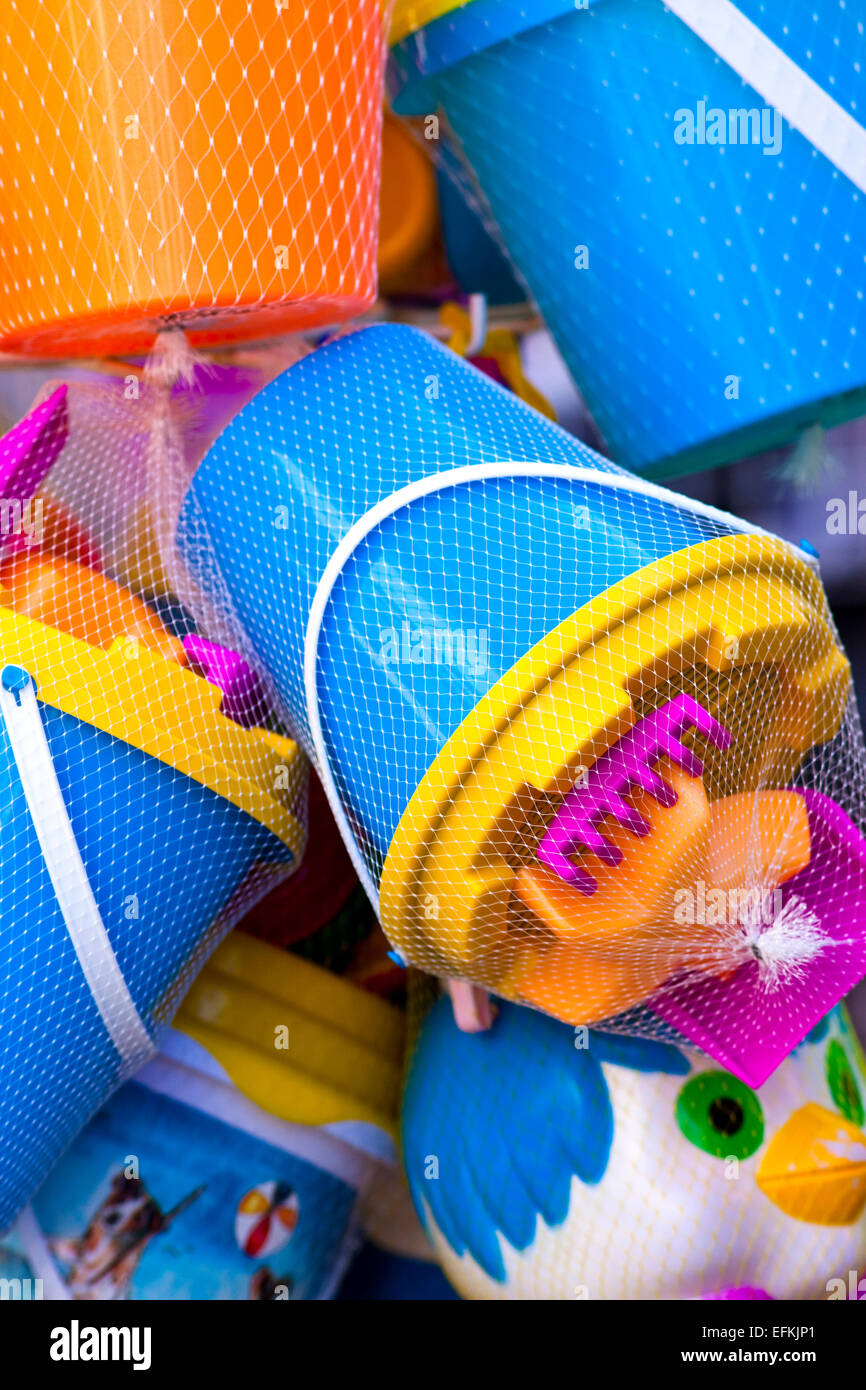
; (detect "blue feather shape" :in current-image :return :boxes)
[402,999,689,1281]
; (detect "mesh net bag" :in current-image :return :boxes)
[0,0,403,1261]
[0,380,308,1234]
[1,0,865,1304]
[165,321,866,1102]
[5,321,866,1299]
[388,0,866,477]
[0,0,386,358]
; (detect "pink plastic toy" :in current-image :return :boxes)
[537,693,731,891]
[182,635,268,729]
[655,789,866,1087]
[0,387,68,526]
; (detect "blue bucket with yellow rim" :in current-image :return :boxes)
[176,324,731,867]
[0,606,304,1232]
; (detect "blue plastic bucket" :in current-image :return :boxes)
[177,324,741,878]
[0,1036,371,1301]
[0,685,294,1233]
[435,158,525,306]
[391,0,866,476]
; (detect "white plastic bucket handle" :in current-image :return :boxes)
[667,0,866,195]
[303,461,787,908]
[0,666,154,1072]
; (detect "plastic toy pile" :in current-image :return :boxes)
[0,0,865,1305]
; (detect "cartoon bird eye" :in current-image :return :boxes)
[826,1040,865,1127]
[676,1071,765,1160]
[707,1095,744,1136]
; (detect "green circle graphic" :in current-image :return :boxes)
[676,1071,765,1160]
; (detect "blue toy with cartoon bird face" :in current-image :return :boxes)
[402,1000,866,1299]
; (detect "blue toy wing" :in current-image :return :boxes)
[401,998,688,1282]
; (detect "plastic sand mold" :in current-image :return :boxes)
[400,995,866,1299]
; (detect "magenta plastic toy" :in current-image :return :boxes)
[537,693,731,891]
[704,1287,774,1301]
[182,635,268,729]
[654,789,866,1087]
[0,386,68,518]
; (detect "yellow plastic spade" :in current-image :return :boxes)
[175,933,406,1136]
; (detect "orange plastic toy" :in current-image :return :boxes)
[515,761,711,949]
[34,495,102,572]
[0,1,385,357]
[706,791,811,892]
[0,550,185,665]
[378,111,439,294]
[512,785,812,1024]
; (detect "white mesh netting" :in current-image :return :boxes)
[153,321,866,1105]
[388,0,866,477]
[0,0,865,1307]
[0,0,386,358]
[0,0,396,1236]
[0,369,309,1233]
[3,242,865,1297]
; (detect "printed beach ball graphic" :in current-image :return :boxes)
[235,1182,300,1259]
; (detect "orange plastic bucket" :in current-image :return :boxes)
[0,550,185,665]
[0,1,386,358]
[378,112,439,293]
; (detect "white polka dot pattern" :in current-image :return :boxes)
[391,0,866,475]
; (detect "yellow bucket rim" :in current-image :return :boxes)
[0,603,306,856]
[390,0,469,45]
[380,532,850,981]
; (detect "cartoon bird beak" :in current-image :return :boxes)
[756,1103,866,1225]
